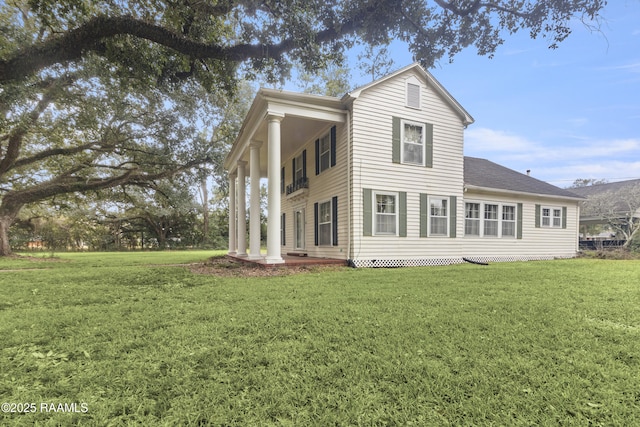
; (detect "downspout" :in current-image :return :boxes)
[576,202,581,255]
[346,108,352,262]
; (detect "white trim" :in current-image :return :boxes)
[541,205,563,228]
[317,199,333,246]
[373,191,399,236]
[464,200,518,238]
[318,131,332,174]
[400,119,426,166]
[294,208,306,250]
[428,195,449,237]
[501,204,517,238]
[465,184,584,202]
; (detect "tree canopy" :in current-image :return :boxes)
[1,0,607,85]
[0,0,608,255]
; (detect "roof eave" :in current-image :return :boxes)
[464,184,585,201]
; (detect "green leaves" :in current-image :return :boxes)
[1,1,608,83]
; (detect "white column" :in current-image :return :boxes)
[266,114,285,264]
[236,160,247,256]
[249,141,263,259]
[228,171,237,255]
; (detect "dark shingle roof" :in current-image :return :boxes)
[566,179,640,198]
[464,157,582,199]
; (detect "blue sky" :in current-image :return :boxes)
[340,1,640,187]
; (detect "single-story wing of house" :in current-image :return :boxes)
[223,63,583,267]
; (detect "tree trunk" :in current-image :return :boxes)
[0,200,23,256]
[0,216,14,256]
[201,178,209,244]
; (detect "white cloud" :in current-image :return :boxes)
[537,161,640,187]
[463,126,640,186]
[467,127,640,160]
[599,61,640,73]
[464,128,536,153]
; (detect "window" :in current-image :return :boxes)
[502,205,516,237]
[541,206,562,228]
[482,204,498,237]
[402,121,425,165]
[319,134,331,173]
[294,153,304,181]
[318,201,332,245]
[294,209,305,250]
[430,197,448,236]
[375,192,397,235]
[553,209,562,227]
[392,117,433,167]
[465,201,520,238]
[315,127,336,175]
[465,203,480,236]
[315,197,338,245]
[542,208,551,227]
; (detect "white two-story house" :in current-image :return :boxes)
[223,63,582,267]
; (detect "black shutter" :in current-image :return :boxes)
[302,149,307,178]
[330,126,337,167]
[314,202,319,246]
[332,196,338,246]
[292,157,295,183]
[281,213,286,246]
[315,139,320,175]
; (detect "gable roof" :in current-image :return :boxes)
[567,179,640,198]
[569,179,640,217]
[464,157,583,200]
[343,63,475,126]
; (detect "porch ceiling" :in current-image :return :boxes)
[225,88,346,177]
[236,115,336,178]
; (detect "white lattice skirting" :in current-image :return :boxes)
[350,255,573,268]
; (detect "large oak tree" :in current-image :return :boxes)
[0,0,607,255]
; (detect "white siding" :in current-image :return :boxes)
[281,123,349,259]
[350,69,466,261]
[347,69,580,265]
[462,192,580,260]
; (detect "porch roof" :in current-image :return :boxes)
[223,88,347,176]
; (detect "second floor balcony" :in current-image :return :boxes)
[286,177,309,199]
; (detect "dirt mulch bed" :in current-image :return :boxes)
[189,256,346,277]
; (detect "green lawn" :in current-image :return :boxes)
[1,252,639,426]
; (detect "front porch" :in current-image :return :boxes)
[228,253,347,268]
[223,88,346,264]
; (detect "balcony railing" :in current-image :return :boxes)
[286,177,309,195]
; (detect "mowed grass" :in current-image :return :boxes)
[1,252,639,426]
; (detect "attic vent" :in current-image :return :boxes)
[407,82,421,109]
